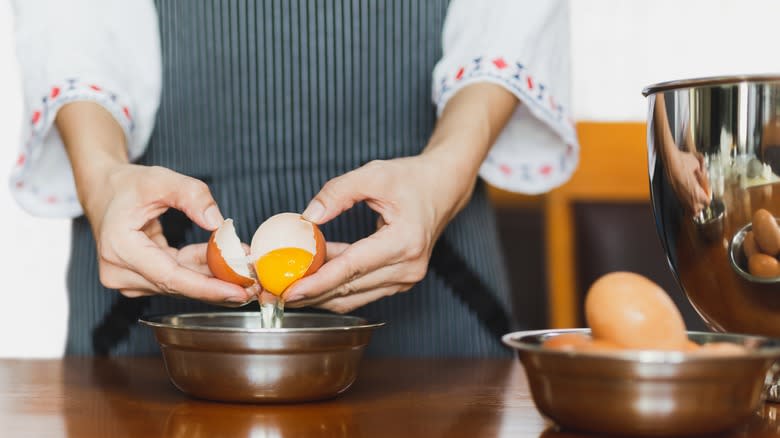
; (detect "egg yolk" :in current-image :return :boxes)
[254,247,314,296]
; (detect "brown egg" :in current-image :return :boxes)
[743,231,760,258]
[542,333,591,351]
[748,253,780,278]
[752,209,780,256]
[585,272,687,351]
[576,339,622,353]
[693,342,748,356]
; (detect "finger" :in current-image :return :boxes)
[143,167,224,231]
[118,231,253,305]
[301,162,389,224]
[315,286,402,314]
[118,289,156,298]
[142,219,168,248]
[695,169,712,200]
[284,231,405,300]
[176,243,213,275]
[325,241,349,261]
[100,262,163,292]
[284,262,416,307]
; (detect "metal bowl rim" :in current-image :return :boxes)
[642,73,780,96]
[139,311,385,333]
[502,328,780,362]
[728,221,780,284]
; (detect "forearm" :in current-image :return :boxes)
[56,101,128,215]
[423,83,518,187]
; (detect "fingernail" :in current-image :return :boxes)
[204,205,224,229]
[302,200,325,223]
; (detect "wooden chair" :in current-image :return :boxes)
[489,122,650,328]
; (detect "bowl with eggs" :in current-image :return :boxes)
[140,212,383,403]
[503,272,780,437]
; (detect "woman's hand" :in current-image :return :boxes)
[666,149,711,215]
[283,155,469,313]
[87,164,256,304]
[284,83,519,313]
[57,102,255,305]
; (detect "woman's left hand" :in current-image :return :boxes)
[282,154,473,313]
[283,82,519,313]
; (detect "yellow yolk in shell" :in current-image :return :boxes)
[254,247,314,296]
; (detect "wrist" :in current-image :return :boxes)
[75,154,128,216]
[419,145,481,214]
[56,101,130,218]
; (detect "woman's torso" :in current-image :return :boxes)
[67,0,516,357]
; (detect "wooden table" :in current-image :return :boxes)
[2,358,780,437]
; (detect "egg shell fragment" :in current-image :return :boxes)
[585,272,687,351]
[206,219,255,288]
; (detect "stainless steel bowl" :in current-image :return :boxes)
[139,312,383,403]
[503,329,780,437]
[729,221,780,283]
[643,74,780,335]
[644,75,780,399]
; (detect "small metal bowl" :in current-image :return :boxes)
[729,221,780,284]
[140,312,383,403]
[503,329,780,437]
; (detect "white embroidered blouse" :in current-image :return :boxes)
[9,0,577,218]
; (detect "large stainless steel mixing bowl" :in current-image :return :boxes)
[644,74,780,334]
[140,312,383,403]
[503,329,780,437]
[644,74,780,399]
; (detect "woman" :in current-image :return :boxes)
[10,0,577,356]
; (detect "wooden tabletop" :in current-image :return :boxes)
[2,357,780,438]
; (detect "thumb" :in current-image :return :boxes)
[152,167,224,231]
[302,165,382,224]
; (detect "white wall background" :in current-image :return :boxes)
[0,0,69,357]
[2,0,780,357]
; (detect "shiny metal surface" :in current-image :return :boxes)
[644,75,780,335]
[139,312,383,403]
[503,329,780,437]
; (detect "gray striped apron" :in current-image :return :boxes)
[67,0,516,357]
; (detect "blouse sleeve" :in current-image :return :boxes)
[8,0,161,218]
[433,0,578,194]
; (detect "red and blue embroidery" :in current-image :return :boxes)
[435,55,578,186]
[13,78,134,206]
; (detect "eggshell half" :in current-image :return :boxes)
[206,219,255,287]
[250,212,326,276]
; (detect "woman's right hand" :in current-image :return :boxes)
[84,164,256,305]
[57,102,254,305]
